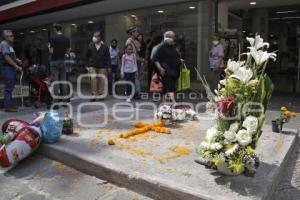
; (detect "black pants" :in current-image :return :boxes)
[124,72,135,97]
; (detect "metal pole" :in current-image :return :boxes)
[297,39,300,92]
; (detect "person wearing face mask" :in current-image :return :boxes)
[153,31,181,104]
[209,36,224,89]
[108,39,121,95]
[86,31,111,101]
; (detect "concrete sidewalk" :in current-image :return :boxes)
[0,155,151,200]
[39,108,298,200]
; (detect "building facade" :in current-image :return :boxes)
[1,0,300,93]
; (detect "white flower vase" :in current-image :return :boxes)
[216,162,244,176]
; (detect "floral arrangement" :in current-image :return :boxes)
[197,35,276,176]
[275,107,296,124]
[272,106,296,132]
[155,105,198,121]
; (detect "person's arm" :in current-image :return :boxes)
[105,46,112,69]
[4,54,22,71]
[49,38,54,55]
[217,46,225,68]
[65,38,71,55]
[153,47,165,76]
[120,55,125,76]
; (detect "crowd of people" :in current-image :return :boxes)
[0,24,187,112]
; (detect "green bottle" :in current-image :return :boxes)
[62,112,73,135]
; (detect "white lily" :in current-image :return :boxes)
[230,66,253,83]
[250,48,277,66]
[247,35,270,50]
[225,59,245,73]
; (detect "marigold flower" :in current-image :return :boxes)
[281,107,287,112]
[291,112,297,117]
[284,111,292,118]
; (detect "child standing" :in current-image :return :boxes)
[121,44,138,102]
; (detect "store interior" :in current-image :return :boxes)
[221,0,300,93]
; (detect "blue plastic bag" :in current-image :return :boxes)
[40,110,63,144]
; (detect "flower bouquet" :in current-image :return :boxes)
[155,105,198,122]
[272,107,296,133]
[197,35,276,176]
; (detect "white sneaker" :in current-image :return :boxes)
[126,98,131,103]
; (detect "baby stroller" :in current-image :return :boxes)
[25,65,52,108]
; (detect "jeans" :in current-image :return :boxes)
[108,65,118,94]
[1,66,17,108]
[50,60,67,102]
[124,72,135,97]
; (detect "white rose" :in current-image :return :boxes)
[205,127,218,143]
[200,141,210,150]
[210,143,223,151]
[229,122,239,132]
[243,116,258,134]
[224,130,237,142]
[236,129,252,146]
[156,111,163,118]
[163,114,170,119]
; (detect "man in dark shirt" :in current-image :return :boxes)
[49,23,70,104]
[86,31,111,101]
[0,30,22,112]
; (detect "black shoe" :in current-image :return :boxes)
[53,105,59,110]
[134,94,141,100]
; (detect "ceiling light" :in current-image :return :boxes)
[20,32,24,35]
[30,30,35,33]
[276,10,298,14]
[242,30,246,33]
[71,24,77,26]
[42,29,47,31]
[282,16,300,19]
[157,10,164,13]
[250,2,256,5]
[88,20,94,24]
[189,6,196,10]
[270,17,281,20]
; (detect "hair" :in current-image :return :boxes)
[125,43,133,50]
[111,39,118,43]
[93,31,101,37]
[164,30,175,39]
[2,30,13,39]
[213,35,220,41]
[52,23,62,31]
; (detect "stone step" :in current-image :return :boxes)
[0,155,151,200]
[39,110,299,200]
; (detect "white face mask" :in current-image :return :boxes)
[92,37,98,43]
[164,37,174,45]
[212,41,219,45]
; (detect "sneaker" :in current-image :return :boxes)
[4,107,18,112]
[126,98,131,103]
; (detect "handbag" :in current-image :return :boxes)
[150,73,163,93]
[176,64,190,91]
